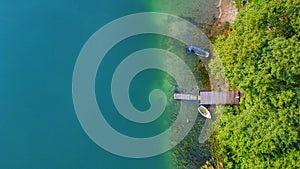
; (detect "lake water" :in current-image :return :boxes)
[0,0,218,168]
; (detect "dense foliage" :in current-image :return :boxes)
[210,0,300,168]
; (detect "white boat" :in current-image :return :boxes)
[198,105,211,119]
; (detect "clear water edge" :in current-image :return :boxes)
[149,0,220,168]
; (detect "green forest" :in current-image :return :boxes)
[209,0,300,168]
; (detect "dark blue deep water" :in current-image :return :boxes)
[0,0,219,168]
[0,1,173,168]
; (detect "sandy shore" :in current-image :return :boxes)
[207,0,237,37]
[217,0,237,24]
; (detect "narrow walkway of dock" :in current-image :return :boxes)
[173,93,199,101]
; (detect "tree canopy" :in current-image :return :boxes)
[210,0,300,168]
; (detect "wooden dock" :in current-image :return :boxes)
[173,91,241,105]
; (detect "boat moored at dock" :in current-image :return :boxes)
[198,105,211,119]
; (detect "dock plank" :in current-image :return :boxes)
[200,91,240,105]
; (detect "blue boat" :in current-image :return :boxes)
[186,46,210,58]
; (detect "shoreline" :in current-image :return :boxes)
[201,0,238,168]
[149,0,238,168]
[217,0,223,20]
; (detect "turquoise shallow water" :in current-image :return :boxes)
[0,0,218,168]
